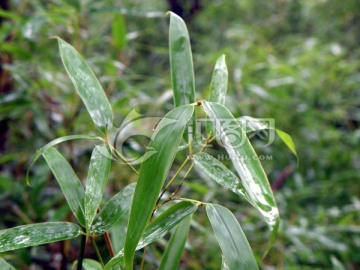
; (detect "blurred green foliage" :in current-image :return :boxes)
[0,0,359,269]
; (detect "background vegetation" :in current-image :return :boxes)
[1,0,359,269]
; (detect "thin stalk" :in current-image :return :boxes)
[91,237,104,267]
[77,233,86,270]
[104,231,115,258]
[140,246,147,270]
[156,156,190,205]
[109,144,139,175]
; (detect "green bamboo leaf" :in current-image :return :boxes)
[207,55,228,135]
[26,134,104,185]
[85,145,112,233]
[209,55,228,105]
[42,147,86,226]
[168,12,196,141]
[91,183,135,235]
[192,152,251,203]
[112,13,127,50]
[0,222,81,253]
[158,215,192,270]
[0,257,16,270]
[123,105,194,270]
[206,204,259,270]
[237,116,298,163]
[202,102,280,245]
[276,129,299,164]
[57,37,114,132]
[106,201,197,269]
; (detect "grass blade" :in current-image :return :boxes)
[106,201,197,269]
[42,147,86,226]
[91,183,135,235]
[123,105,194,269]
[85,145,111,233]
[206,204,259,270]
[203,102,280,247]
[158,215,192,270]
[0,257,16,269]
[192,152,251,203]
[57,37,114,133]
[0,222,81,253]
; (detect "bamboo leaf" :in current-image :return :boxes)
[202,102,280,246]
[42,147,86,226]
[91,183,135,235]
[276,129,299,164]
[0,222,81,253]
[158,215,192,270]
[26,134,104,185]
[207,55,228,135]
[209,55,228,105]
[85,145,112,233]
[57,37,114,132]
[123,105,194,269]
[192,152,251,204]
[206,204,259,270]
[168,12,196,141]
[106,201,197,270]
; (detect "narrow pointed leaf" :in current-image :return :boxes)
[124,105,194,269]
[106,201,197,269]
[26,134,104,184]
[169,12,195,108]
[209,55,228,105]
[192,152,251,203]
[159,215,192,270]
[57,37,114,132]
[91,183,136,235]
[85,145,111,233]
[169,12,196,141]
[206,204,259,270]
[276,129,299,164]
[42,147,85,226]
[207,55,228,135]
[0,222,81,253]
[238,116,298,162]
[203,102,279,243]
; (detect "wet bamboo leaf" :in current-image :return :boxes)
[123,105,194,269]
[85,145,111,233]
[159,215,192,270]
[91,183,135,235]
[276,129,298,164]
[206,204,259,270]
[209,55,228,105]
[203,102,280,246]
[207,55,228,135]
[0,222,81,253]
[192,152,251,203]
[106,201,197,269]
[42,147,86,226]
[26,134,104,185]
[169,12,196,141]
[57,37,114,132]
